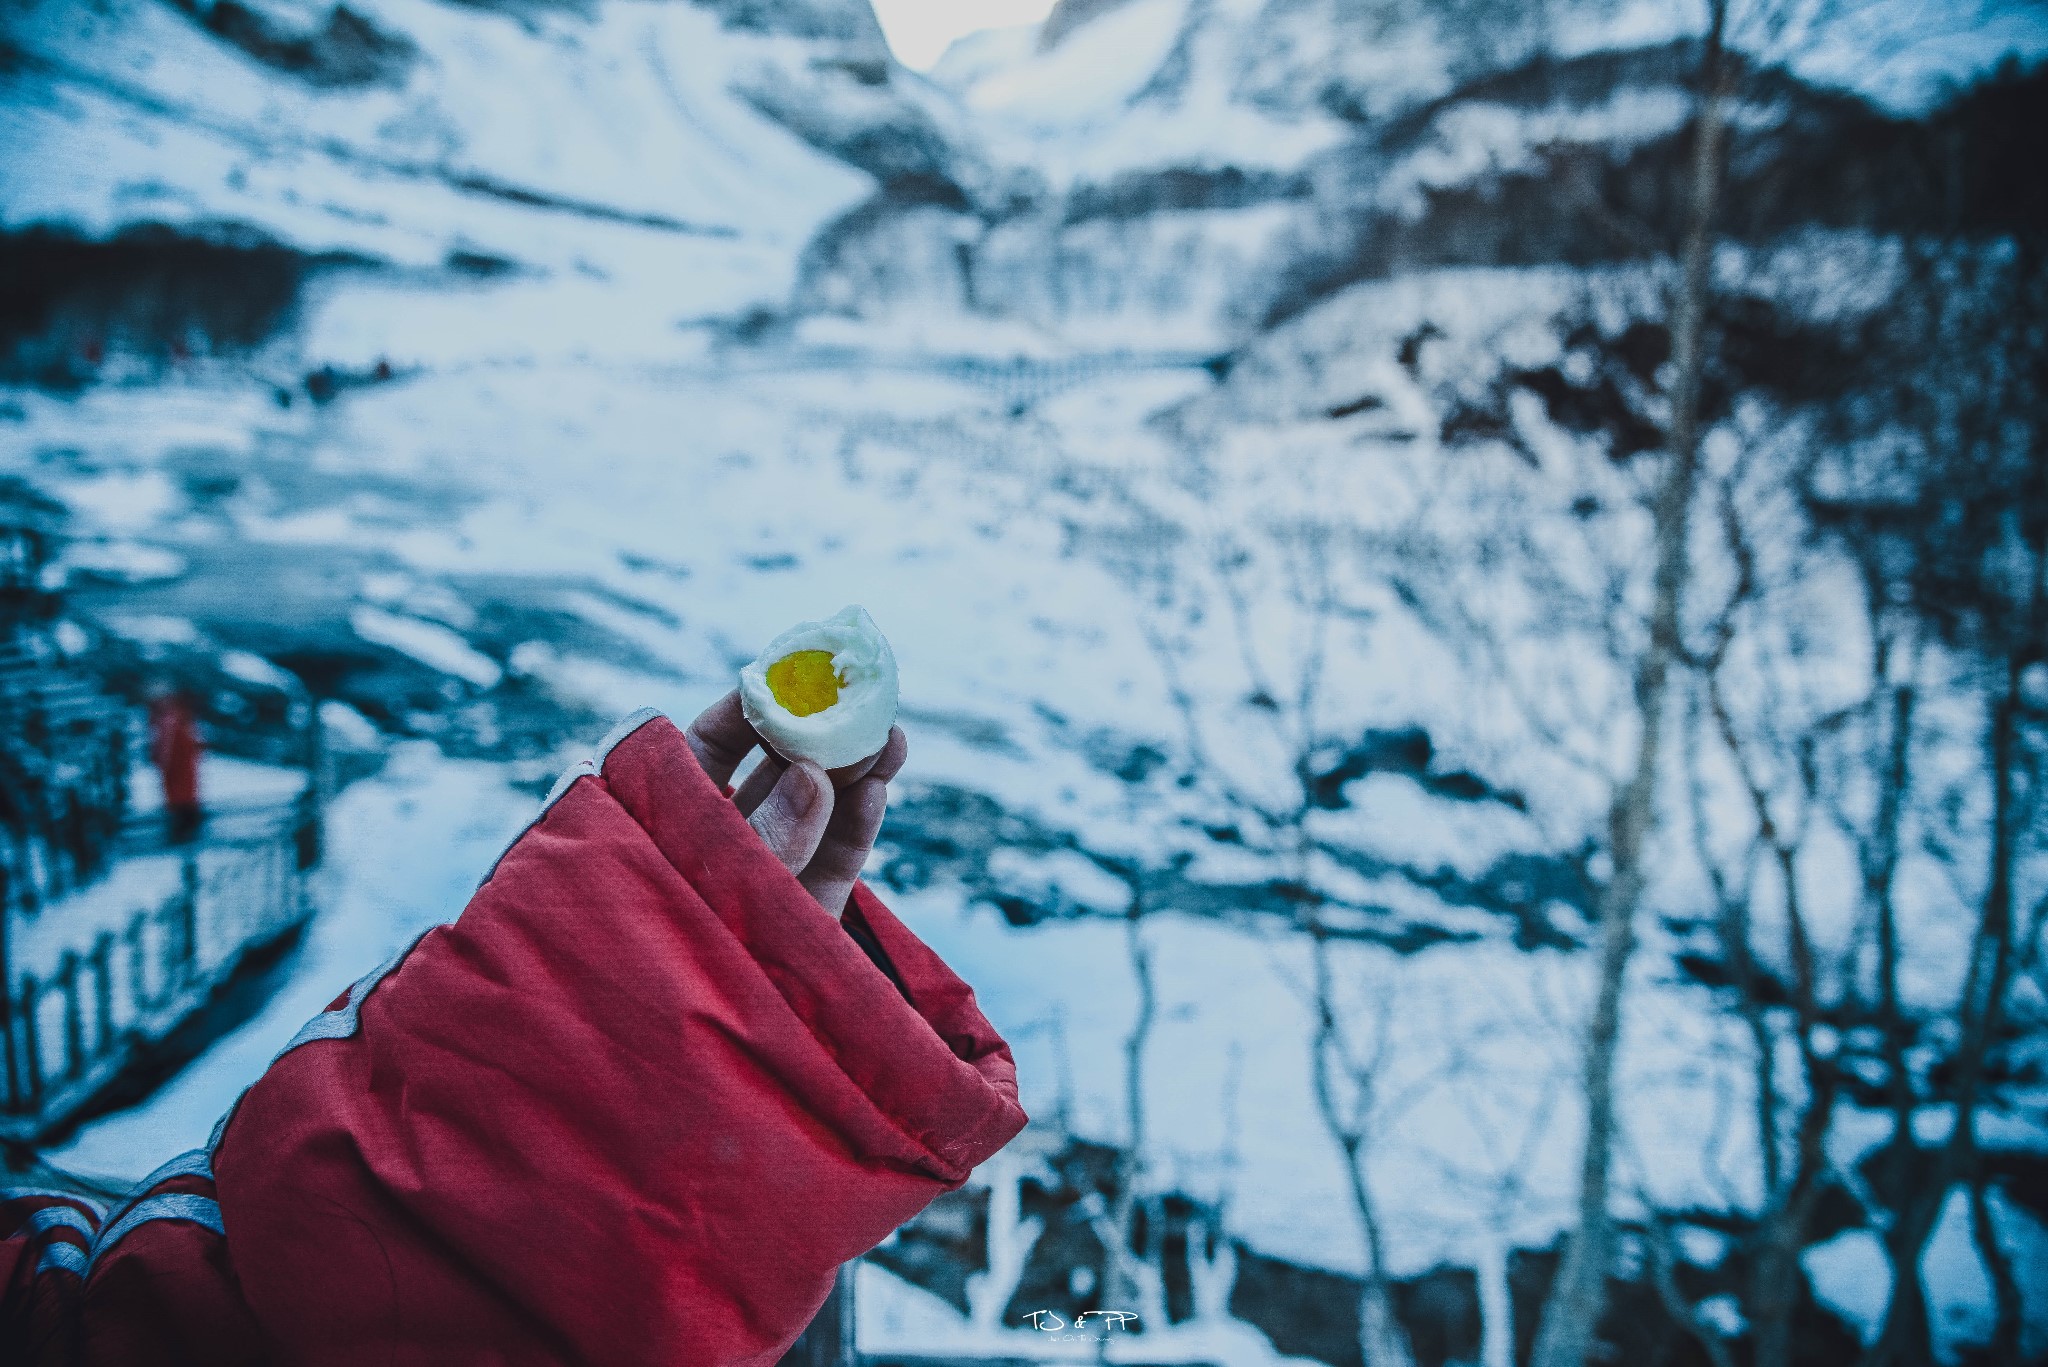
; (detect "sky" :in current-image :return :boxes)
[869,0,1061,69]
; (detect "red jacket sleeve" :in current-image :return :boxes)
[5,709,1028,1366]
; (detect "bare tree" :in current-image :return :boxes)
[1680,432,1876,1367]
[1846,241,2048,1367]
[1530,6,1734,1363]
[1070,852,1172,1350]
[1194,518,1419,1367]
[1104,495,1428,1367]
[1305,934,1418,1367]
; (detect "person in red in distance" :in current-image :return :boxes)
[1,694,1028,1365]
[145,679,204,845]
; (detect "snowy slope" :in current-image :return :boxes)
[0,0,879,316]
[922,0,1630,187]
[932,0,1352,189]
[926,23,1040,92]
[786,4,1724,349]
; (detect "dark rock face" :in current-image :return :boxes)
[164,0,416,88]
[0,224,335,388]
[744,87,968,193]
[1063,166,1310,226]
[691,0,885,43]
[715,0,991,219]
[790,179,981,316]
[434,0,598,20]
[789,30,2048,346]
[1266,45,2048,326]
[1431,289,1871,477]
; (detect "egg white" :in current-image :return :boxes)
[738,604,900,770]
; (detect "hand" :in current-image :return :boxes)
[681,689,908,919]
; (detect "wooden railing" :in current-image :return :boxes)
[0,793,317,1137]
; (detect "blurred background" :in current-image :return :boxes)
[1,0,2044,1363]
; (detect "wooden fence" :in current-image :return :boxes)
[0,794,316,1140]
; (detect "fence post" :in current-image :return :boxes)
[19,975,40,1110]
[295,786,320,872]
[56,951,81,1080]
[126,913,148,1012]
[22,829,44,913]
[91,931,114,1055]
[0,852,13,1112]
[274,836,290,935]
[178,850,200,981]
[109,725,128,856]
[0,989,15,1113]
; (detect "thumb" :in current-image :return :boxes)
[747,759,830,876]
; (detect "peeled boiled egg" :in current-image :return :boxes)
[739,604,899,770]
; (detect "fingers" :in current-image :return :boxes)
[824,725,908,789]
[694,705,909,917]
[798,775,888,919]
[868,726,910,785]
[747,759,830,876]
[729,722,907,816]
[799,729,902,917]
[731,752,785,818]
[683,690,763,791]
[826,752,882,787]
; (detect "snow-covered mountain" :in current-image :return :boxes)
[0,0,989,367]
[786,0,1379,348]
[789,0,2042,351]
[9,0,2016,364]
[950,1,1314,186]
[5,0,862,260]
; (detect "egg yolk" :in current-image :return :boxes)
[767,650,841,717]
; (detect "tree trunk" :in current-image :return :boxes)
[1094,882,1155,1345]
[1306,919,1414,1367]
[1529,12,1727,1367]
[1864,658,2027,1367]
[1969,1170,2023,1365]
